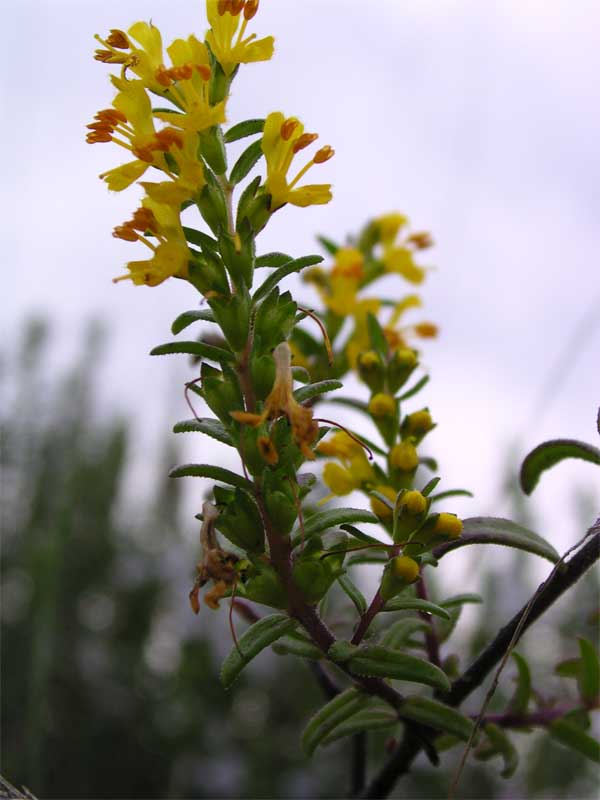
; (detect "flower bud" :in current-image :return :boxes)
[387,348,418,394]
[380,555,420,601]
[402,409,434,441]
[432,513,463,539]
[358,350,385,393]
[369,393,396,418]
[390,441,419,472]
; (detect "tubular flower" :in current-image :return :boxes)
[112,199,190,286]
[189,502,239,613]
[318,431,374,501]
[206,0,275,76]
[317,248,364,316]
[262,112,334,210]
[231,342,319,459]
[374,212,434,285]
[95,22,166,91]
[87,80,185,191]
[153,37,226,132]
[383,294,438,353]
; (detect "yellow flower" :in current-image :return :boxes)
[383,295,438,353]
[231,342,319,459]
[95,22,166,91]
[433,513,463,539]
[399,490,427,515]
[262,112,334,210]
[368,393,396,418]
[317,431,364,463]
[390,555,420,582]
[383,247,426,284]
[206,0,275,76]
[403,410,434,437]
[322,463,357,496]
[319,248,364,316]
[389,442,419,472]
[112,199,189,286]
[376,212,408,246]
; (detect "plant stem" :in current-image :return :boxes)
[415,576,441,667]
[351,732,368,797]
[352,590,384,645]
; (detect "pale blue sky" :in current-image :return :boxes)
[4,0,599,562]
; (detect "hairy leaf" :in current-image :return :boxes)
[293,508,379,544]
[221,614,298,688]
[400,696,474,742]
[316,235,340,256]
[520,438,600,495]
[338,574,367,615]
[272,635,323,660]
[433,517,560,564]
[382,597,451,620]
[169,463,253,492]
[481,724,519,778]
[173,417,235,446]
[508,652,531,714]
[252,254,323,303]
[229,138,264,185]
[549,717,600,764]
[340,524,383,546]
[255,251,294,268]
[398,375,430,401]
[302,688,369,756]
[182,226,218,252]
[171,309,216,334]
[578,638,600,703]
[348,646,451,691]
[293,380,343,404]
[429,489,474,502]
[321,708,397,746]
[380,618,430,650]
[441,593,483,609]
[223,117,265,143]
[150,340,235,363]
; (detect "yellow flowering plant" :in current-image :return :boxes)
[88,1,600,795]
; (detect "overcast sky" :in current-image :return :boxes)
[4,0,599,564]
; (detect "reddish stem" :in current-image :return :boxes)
[416,576,441,667]
[352,590,384,645]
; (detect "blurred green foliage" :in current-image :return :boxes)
[1,320,597,799]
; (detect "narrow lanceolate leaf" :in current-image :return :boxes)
[255,251,294,268]
[316,235,340,256]
[252,254,324,303]
[399,696,474,742]
[520,438,600,495]
[441,593,483,609]
[173,418,235,447]
[421,477,441,497]
[328,396,370,413]
[338,574,367,615]
[221,614,298,688]
[549,717,600,764]
[508,652,531,714]
[171,309,216,334]
[229,139,264,185]
[380,618,430,650]
[321,708,397,746]
[482,724,519,778]
[302,688,370,756]
[182,226,218,252]
[578,638,600,703]
[272,635,323,661]
[293,380,343,404]
[223,117,265,143]
[150,340,235,363]
[382,597,451,620]
[398,375,430,401]
[340,524,382,546]
[366,312,388,356]
[429,489,474,502]
[348,646,451,692]
[169,463,253,492]
[433,517,560,564]
[293,508,379,542]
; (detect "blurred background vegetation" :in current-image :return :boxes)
[2,320,597,799]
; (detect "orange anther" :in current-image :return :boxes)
[155,65,173,87]
[132,144,155,163]
[292,132,318,153]
[196,64,211,80]
[314,145,334,163]
[414,322,438,338]
[131,207,158,233]
[106,29,129,49]
[217,0,232,15]
[280,118,299,141]
[154,128,184,150]
[86,131,112,143]
[231,0,245,14]
[244,0,259,20]
[96,108,127,124]
[172,63,194,81]
[86,121,113,132]
[112,224,138,242]
[94,49,114,63]
[407,231,434,250]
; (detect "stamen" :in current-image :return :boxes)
[280,118,299,141]
[195,64,211,80]
[96,108,127,125]
[313,419,374,461]
[131,143,155,163]
[314,145,334,163]
[292,133,318,154]
[131,207,159,233]
[407,231,434,250]
[218,0,232,14]
[112,224,138,242]
[106,29,130,49]
[154,127,184,150]
[170,63,194,81]
[155,65,173,87]
[231,0,245,14]
[86,131,113,143]
[244,0,259,19]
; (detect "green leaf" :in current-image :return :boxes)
[321,707,397,746]
[369,489,395,511]
[549,717,600,764]
[293,380,343,404]
[555,658,581,679]
[348,646,451,691]
[171,309,216,334]
[421,477,441,496]
[380,618,430,650]
[173,417,235,446]
[302,688,370,756]
[340,524,383,546]
[347,553,389,566]
[338,574,367,615]
[578,638,600,703]
[292,508,379,545]
[429,489,474,502]
[316,235,340,255]
[481,724,519,778]
[419,457,438,472]
[520,438,600,495]
[229,138,264,185]
[252,254,323,303]
[382,597,451,620]
[182,226,218,252]
[255,252,294,268]
[272,635,323,660]
[400,696,474,742]
[441,593,483,609]
[366,312,389,356]
[508,652,531,714]
[220,614,298,688]
[169,463,253,492]
[223,118,265,143]
[433,517,560,564]
[150,340,235,363]
[398,375,430,401]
